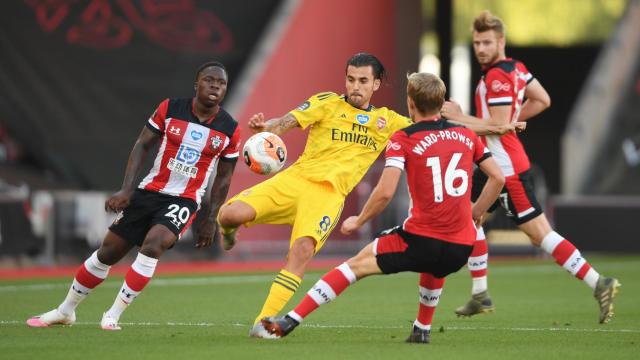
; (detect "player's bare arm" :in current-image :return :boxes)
[518,79,551,121]
[105,126,160,213]
[444,99,524,135]
[248,112,300,135]
[472,156,505,226]
[442,98,511,129]
[195,160,237,248]
[341,167,402,235]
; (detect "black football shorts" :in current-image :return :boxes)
[109,189,198,246]
[471,168,543,225]
[374,226,472,278]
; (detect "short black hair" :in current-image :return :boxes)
[195,61,226,81]
[345,53,386,80]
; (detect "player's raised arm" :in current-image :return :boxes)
[105,126,161,212]
[518,79,551,122]
[341,167,402,235]
[248,112,300,135]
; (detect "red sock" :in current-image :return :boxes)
[541,231,599,288]
[289,263,356,321]
[415,273,445,329]
[75,263,105,290]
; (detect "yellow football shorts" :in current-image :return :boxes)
[226,171,344,252]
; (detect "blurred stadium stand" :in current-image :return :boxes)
[552,0,640,250]
[0,0,636,265]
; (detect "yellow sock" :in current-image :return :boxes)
[254,269,301,324]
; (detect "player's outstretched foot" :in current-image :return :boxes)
[248,322,279,339]
[261,315,299,339]
[594,277,621,324]
[100,312,121,331]
[455,290,495,317]
[405,325,431,344]
[221,227,238,251]
[26,308,76,327]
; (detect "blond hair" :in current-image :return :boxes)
[406,72,446,115]
[473,10,505,36]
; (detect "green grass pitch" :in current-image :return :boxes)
[1,256,638,359]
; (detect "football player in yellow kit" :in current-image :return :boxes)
[218,53,514,338]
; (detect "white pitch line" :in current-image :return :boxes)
[2,320,638,334]
[0,275,275,292]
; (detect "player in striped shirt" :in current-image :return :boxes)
[441,10,620,324]
[26,62,240,330]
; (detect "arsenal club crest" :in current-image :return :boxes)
[211,135,222,149]
[377,117,386,129]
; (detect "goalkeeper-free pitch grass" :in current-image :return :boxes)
[1,256,638,360]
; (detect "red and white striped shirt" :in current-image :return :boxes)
[139,98,240,204]
[475,58,533,176]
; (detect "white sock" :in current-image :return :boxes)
[106,253,157,320]
[472,276,488,295]
[59,251,110,316]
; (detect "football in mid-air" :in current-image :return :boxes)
[243,132,287,175]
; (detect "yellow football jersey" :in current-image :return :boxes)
[284,92,412,196]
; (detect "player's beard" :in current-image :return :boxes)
[347,93,366,109]
[477,51,500,67]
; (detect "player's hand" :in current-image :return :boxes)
[105,190,133,212]
[514,121,527,133]
[340,216,361,235]
[248,112,267,133]
[195,217,219,248]
[441,99,463,119]
[471,207,485,228]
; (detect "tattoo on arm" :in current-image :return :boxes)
[265,114,300,135]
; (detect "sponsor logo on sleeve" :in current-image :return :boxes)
[387,141,401,151]
[296,101,310,111]
[491,80,511,92]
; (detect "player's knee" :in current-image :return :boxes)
[290,238,316,261]
[96,247,118,266]
[217,207,234,227]
[218,202,254,227]
[140,236,172,259]
[97,234,128,265]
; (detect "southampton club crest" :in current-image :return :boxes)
[211,135,222,149]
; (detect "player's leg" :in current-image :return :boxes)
[455,225,495,317]
[218,175,297,251]
[217,200,256,250]
[519,214,620,323]
[505,170,620,323]
[261,242,381,338]
[456,169,498,316]
[26,231,132,328]
[407,273,446,343]
[251,181,342,334]
[409,237,473,343]
[251,235,314,329]
[101,224,177,330]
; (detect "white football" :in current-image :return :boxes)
[243,132,287,175]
